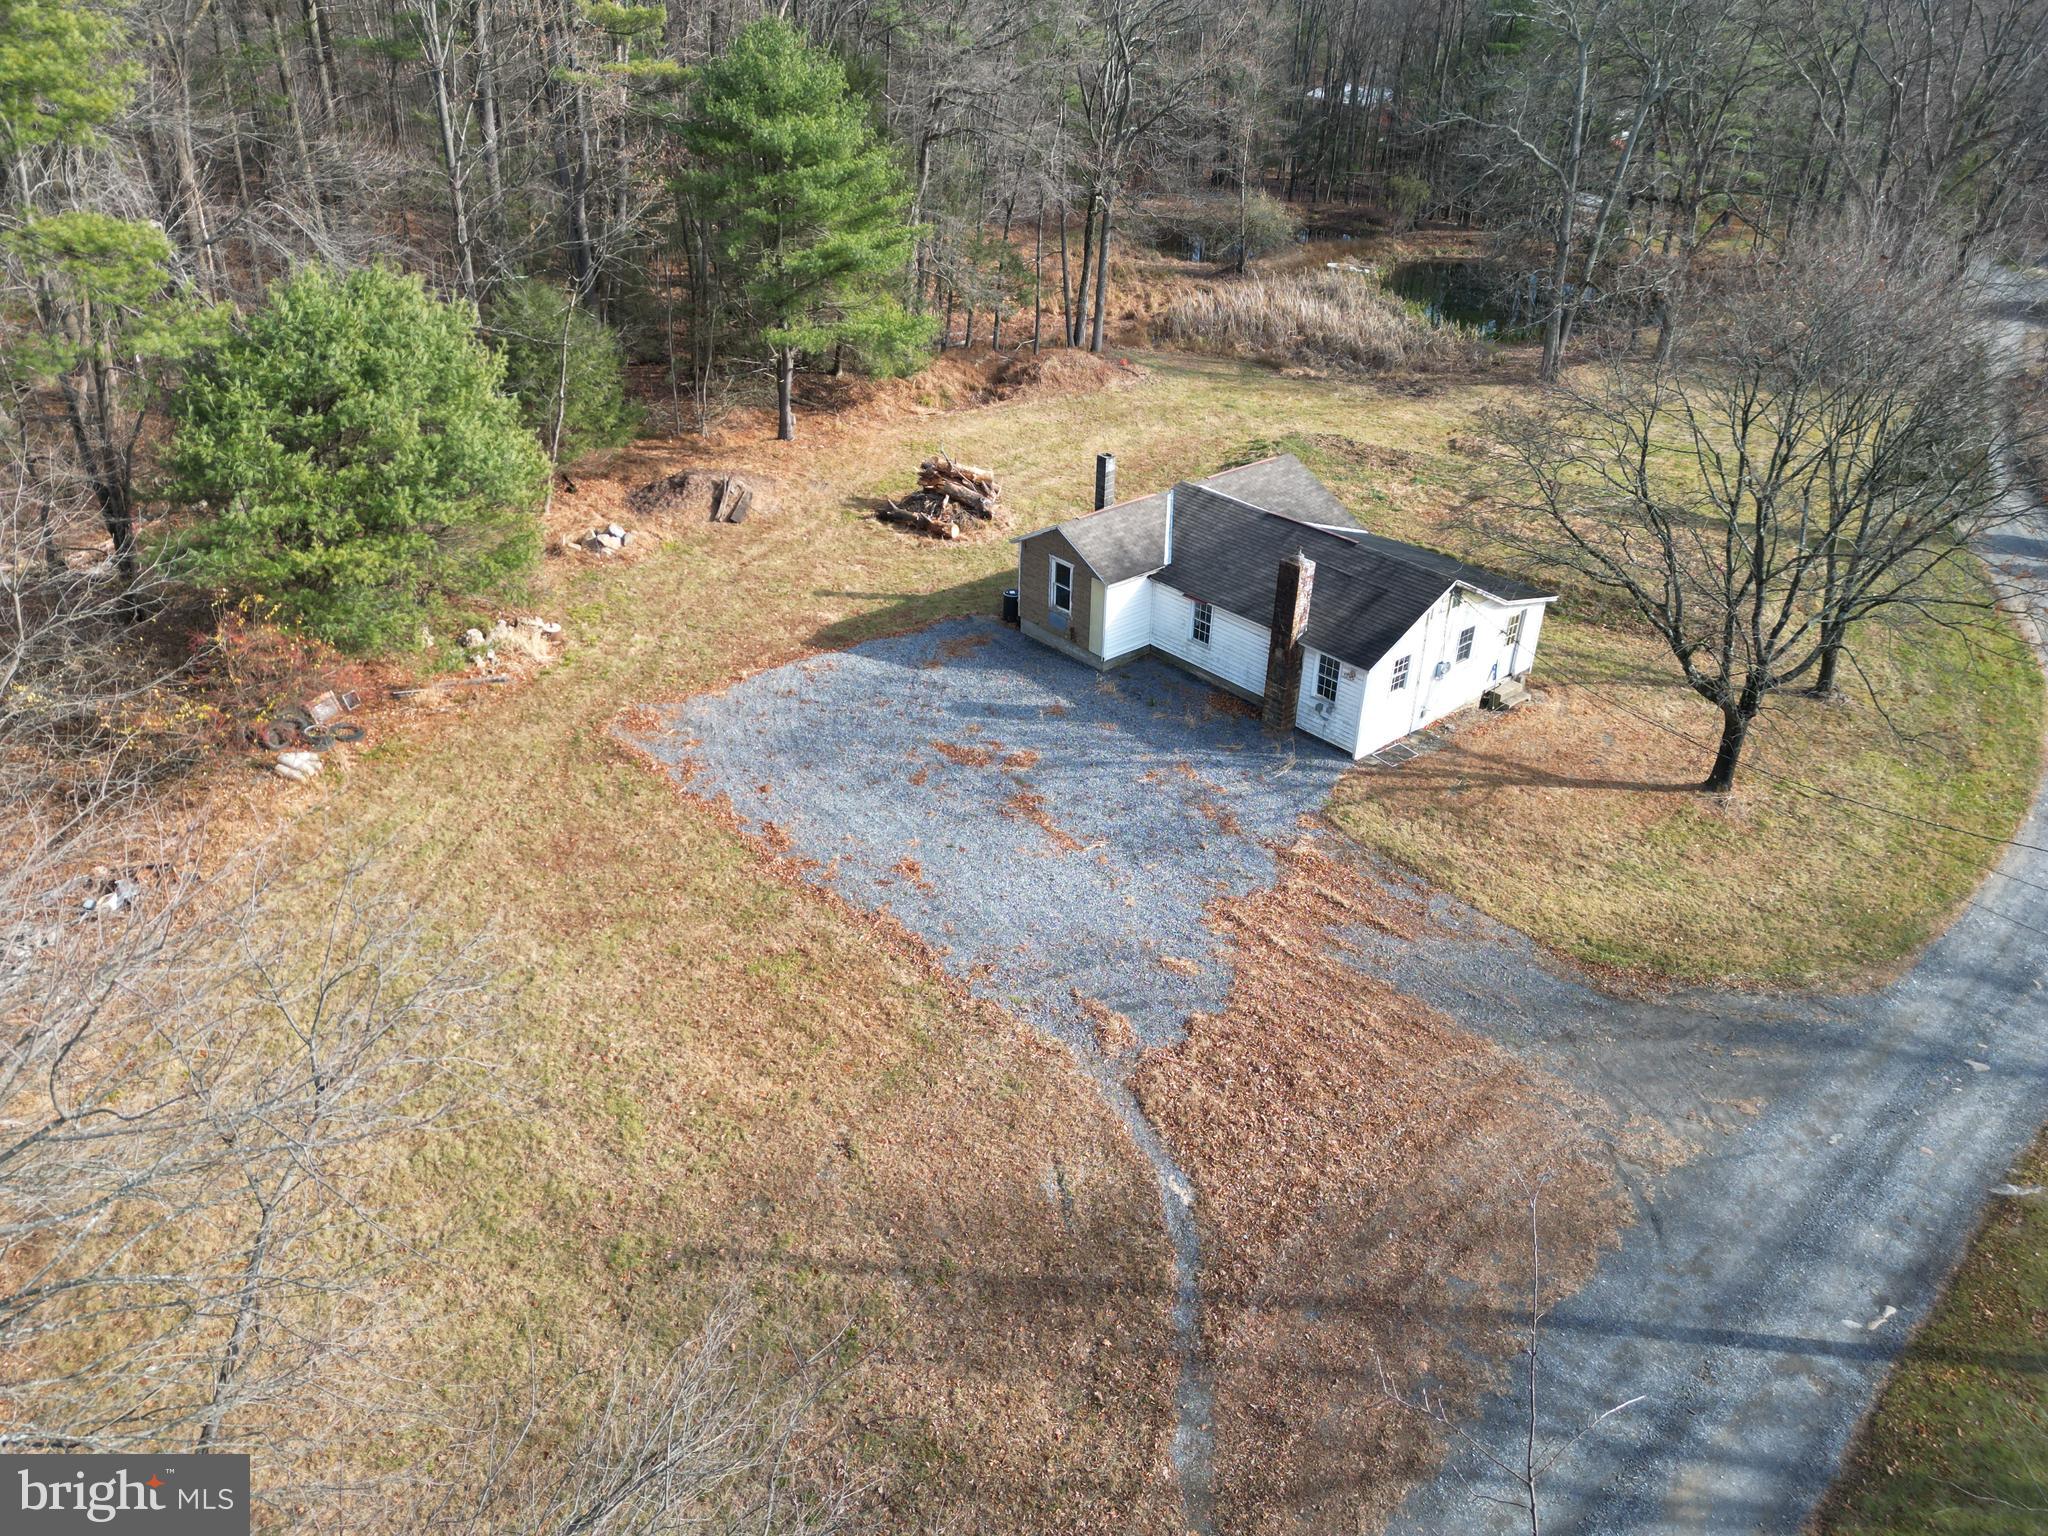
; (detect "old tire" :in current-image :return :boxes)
[259,708,312,751]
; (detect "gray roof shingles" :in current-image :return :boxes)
[1016,453,1552,671]
[1023,454,1354,584]
[1157,483,1552,673]
[1056,491,1171,584]
[1196,455,1359,530]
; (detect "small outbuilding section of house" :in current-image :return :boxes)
[1013,453,1556,759]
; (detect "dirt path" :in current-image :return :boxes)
[1095,1073,1217,1531]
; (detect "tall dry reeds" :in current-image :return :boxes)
[1162,271,1488,373]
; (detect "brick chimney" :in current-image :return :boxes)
[1262,552,1315,735]
[1095,452,1116,510]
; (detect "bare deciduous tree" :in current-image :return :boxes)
[1480,227,2021,791]
[0,810,495,1460]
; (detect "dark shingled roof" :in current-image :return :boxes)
[1055,491,1172,584]
[1014,454,1552,670]
[1196,455,1359,529]
[1018,454,1355,583]
[1156,482,1553,672]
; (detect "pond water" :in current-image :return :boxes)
[1385,259,1532,338]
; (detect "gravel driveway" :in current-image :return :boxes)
[631,621,1349,1057]
[627,620,1353,1528]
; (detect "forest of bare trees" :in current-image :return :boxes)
[8,0,2046,457]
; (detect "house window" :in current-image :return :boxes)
[1050,557,1073,613]
[1390,655,1410,690]
[1192,601,1212,644]
[1504,612,1524,647]
[1315,653,1340,703]
[1457,626,1475,661]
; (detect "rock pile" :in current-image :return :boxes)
[464,618,562,667]
[578,522,634,554]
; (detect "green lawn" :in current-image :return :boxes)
[1821,1131,2048,1533]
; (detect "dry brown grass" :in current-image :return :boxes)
[1134,841,1628,1534]
[1001,788,1083,853]
[930,737,998,768]
[1161,271,1490,375]
[171,336,2034,1529]
[1327,600,2042,985]
[1077,994,1140,1060]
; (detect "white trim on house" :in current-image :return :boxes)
[1049,556,1074,615]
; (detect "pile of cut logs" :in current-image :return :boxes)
[877,456,1001,539]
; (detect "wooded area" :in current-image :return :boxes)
[8,0,2046,470]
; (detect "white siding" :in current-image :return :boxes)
[1027,561,1550,759]
[1101,576,1153,660]
[1148,581,1269,696]
[1294,646,1368,753]
[1354,589,1551,756]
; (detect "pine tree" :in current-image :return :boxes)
[487,277,643,466]
[679,18,929,442]
[166,266,547,652]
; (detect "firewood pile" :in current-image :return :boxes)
[877,456,1002,539]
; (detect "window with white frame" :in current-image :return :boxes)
[1390,655,1410,690]
[1050,557,1073,613]
[1315,652,1340,702]
[1503,611,1524,647]
[1192,600,1212,644]
[1457,625,1475,661]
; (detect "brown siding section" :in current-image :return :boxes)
[1017,530,1100,655]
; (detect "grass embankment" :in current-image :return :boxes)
[259,344,2040,1527]
[1820,1131,2048,1534]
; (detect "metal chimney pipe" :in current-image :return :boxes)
[1095,452,1116,510]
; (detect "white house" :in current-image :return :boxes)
[1012,454,1555,759]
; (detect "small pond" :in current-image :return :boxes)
[1385,259,1534,338]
